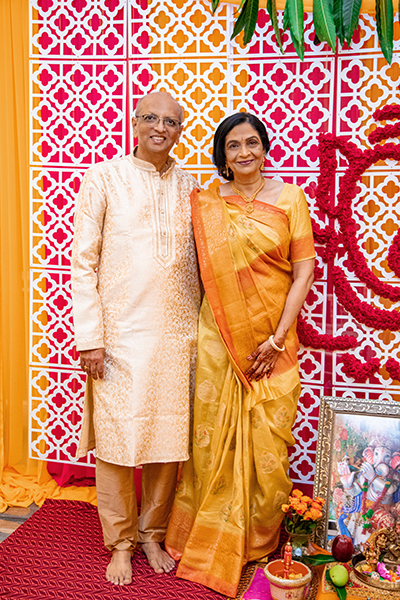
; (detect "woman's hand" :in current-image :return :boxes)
[245,339,279,381]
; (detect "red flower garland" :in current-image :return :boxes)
[297,104,400,358]
[340,354,380,383]
[368,123,400,145]
[332,267,400,330]
[373,105,400,121]
[386,358,400,382]
[297,315,358,351]
[316,134,400,302]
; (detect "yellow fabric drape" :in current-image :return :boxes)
[0,0,96,512]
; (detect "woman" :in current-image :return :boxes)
[165,113,315,596]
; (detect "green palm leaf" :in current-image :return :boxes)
[243,0,260,44]
[333,0,345,44]
[376,0,393,63]
[231,0,251,39]
[290,28,305,57]
[231,0,260,45]
[286,0,305,42]
[342,0,362,43]
[283,0,290,29]
[266,0,284,50]
[211,0,220,13]
[313,0,337,51]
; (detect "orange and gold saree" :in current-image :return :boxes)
[165,184,315,597]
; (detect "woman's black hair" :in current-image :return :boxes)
[212,112,270,181]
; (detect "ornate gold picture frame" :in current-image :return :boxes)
[313,396,400,552]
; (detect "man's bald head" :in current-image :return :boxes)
[135,92,183,123]
[132,92,184,171]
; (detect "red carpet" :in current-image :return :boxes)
[0,499,224,599]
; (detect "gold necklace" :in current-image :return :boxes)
[231,179,265,213]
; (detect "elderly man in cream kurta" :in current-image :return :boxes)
[71,92,200,586]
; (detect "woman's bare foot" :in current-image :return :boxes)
[141,542,175,574]
[106,549,133,585]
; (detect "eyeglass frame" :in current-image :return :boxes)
[134,112,183,130]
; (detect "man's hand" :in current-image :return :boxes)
[80,348,105,380]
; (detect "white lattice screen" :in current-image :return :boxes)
[29,0,400,493]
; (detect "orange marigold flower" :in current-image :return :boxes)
[312,501,323,510]
[289,498,300,507]
[291,489,303,498]
[314,497,325,505]
[302,496,312,504]
[281,504,290,513]
[303,511,312,520]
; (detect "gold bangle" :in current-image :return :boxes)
[269,335,285,352]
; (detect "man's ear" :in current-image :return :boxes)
[176,125,183,143]
[132,117,138,138]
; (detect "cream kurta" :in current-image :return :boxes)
[71,153,200,467]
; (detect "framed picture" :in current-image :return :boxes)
[313,396,400,552]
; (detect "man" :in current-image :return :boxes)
[71,92,200,585]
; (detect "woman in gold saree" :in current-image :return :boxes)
[165,113,315,597]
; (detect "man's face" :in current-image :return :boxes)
[132,94,183,165]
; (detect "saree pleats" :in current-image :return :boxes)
[166,186,314,596]
[166,298,300,596]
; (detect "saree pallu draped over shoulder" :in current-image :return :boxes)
[165,186,315,597]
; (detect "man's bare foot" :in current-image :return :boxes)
[141,542,175,574]
[106,549,133,585]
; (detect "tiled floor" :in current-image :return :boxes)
[0,504,40,542]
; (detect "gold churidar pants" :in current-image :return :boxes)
[96,458,178,552]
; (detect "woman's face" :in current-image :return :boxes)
[224,123,264,180]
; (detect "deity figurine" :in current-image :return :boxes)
[336,439,400,550]
[382,522,400,566]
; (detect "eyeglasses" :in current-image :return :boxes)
[135,113,182,130]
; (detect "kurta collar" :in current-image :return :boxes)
[129,147,176,177]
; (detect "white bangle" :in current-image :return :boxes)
[269,335,285,352]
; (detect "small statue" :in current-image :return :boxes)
[383,521,400,564]
[283,542,292,579]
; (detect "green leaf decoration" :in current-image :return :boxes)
[326,569,348,600]
[243,0,260,44]
[211,0,220,13]
[290,25,305,58]
[231,0,250,39]
[342,0,362,44]
[286,0,305,42]
[303,554,336,565]
[313,0,337,51]
[221,0,395,63]
[333,0,345,44]
[283,1,290,30]
[335,585,348,600]
[314,31,322,44]
[231,0,260,45]
[266,0,284,51]
[376,0,394,63]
